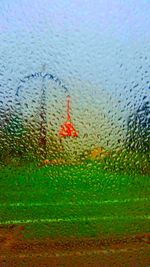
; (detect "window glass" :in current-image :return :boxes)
[0,1,150,265]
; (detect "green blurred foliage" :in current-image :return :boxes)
[0,100,149,176]
[126,101,150,153]
[0,114,64,166]
[103,150,150,176]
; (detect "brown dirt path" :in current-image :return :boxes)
[0,226,150,266]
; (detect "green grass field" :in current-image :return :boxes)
[0,162,150,239]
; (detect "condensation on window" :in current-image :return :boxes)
[0,1,150,265]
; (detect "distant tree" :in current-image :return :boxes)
[126,101,150,153]
[4,113,24,137]
[1,113,26,160]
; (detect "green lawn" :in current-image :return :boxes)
[0,162,150,238]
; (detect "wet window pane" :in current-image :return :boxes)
[0,1,150,265]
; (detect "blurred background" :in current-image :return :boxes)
[0,2,150,261]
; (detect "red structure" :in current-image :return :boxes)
[59,95,78,138]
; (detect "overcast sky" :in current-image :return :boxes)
[0,0,150,129]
